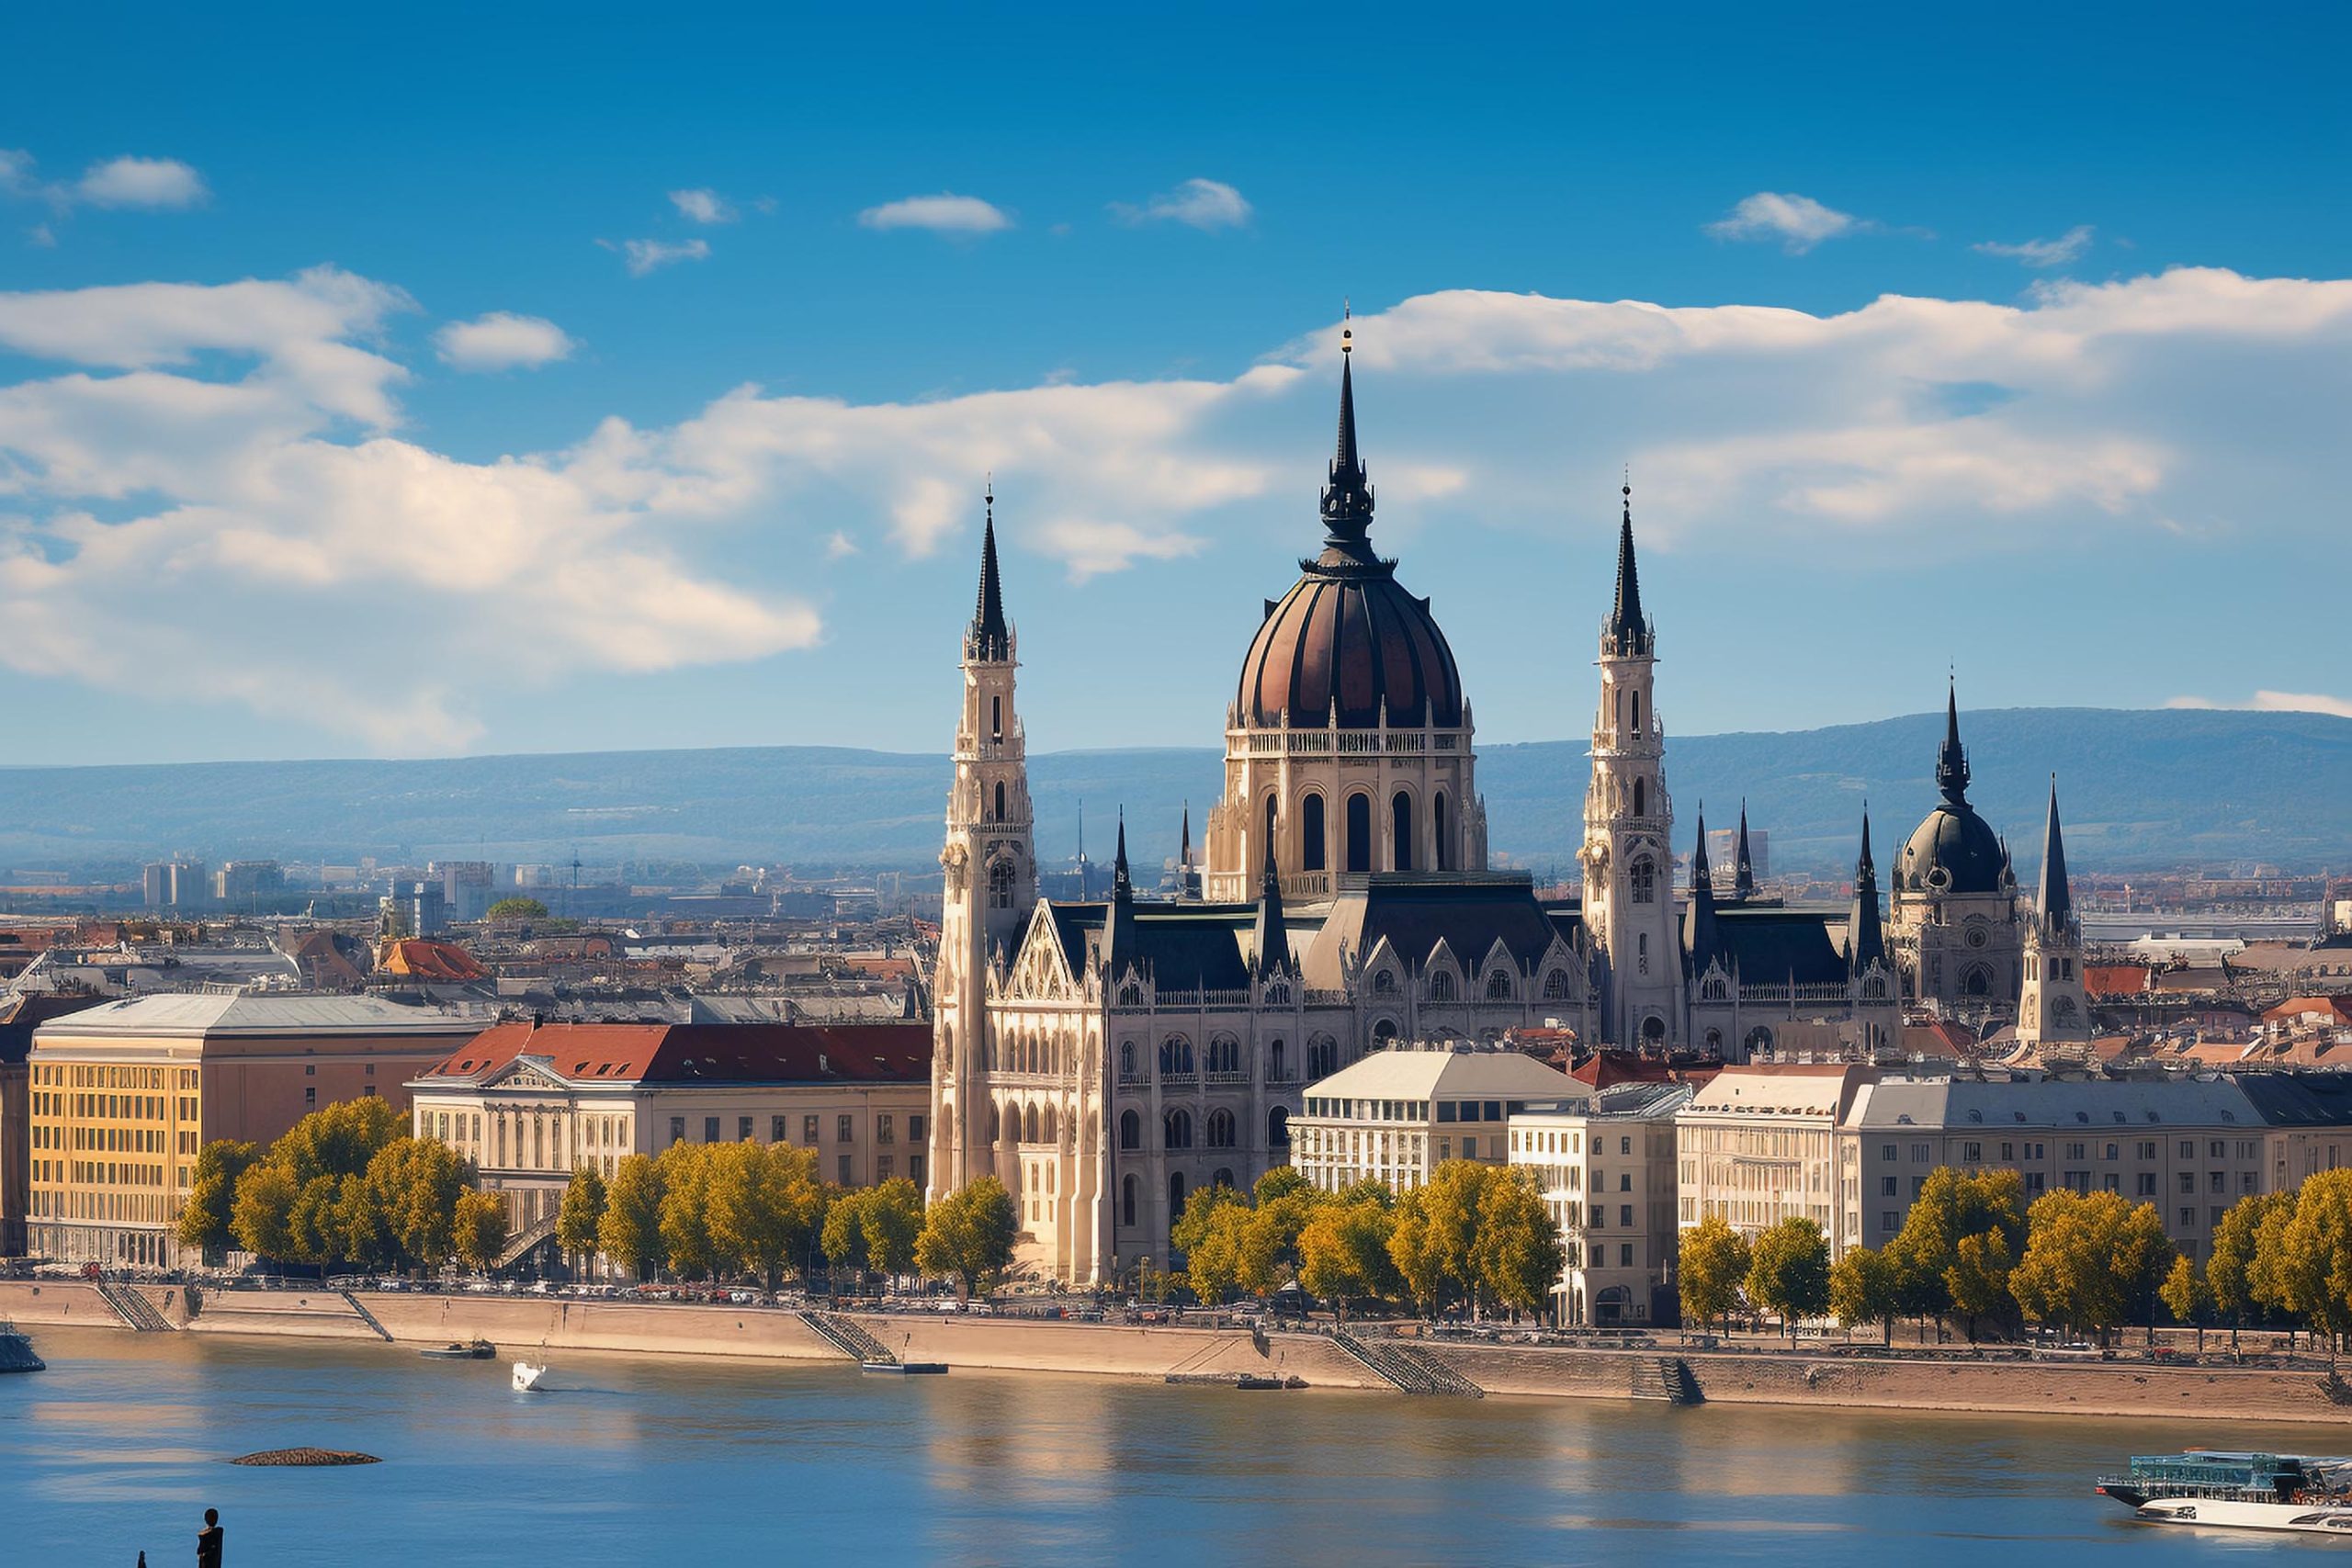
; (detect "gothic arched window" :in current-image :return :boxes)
[1628,856,1657,905]
[1159,1036,1193,1077]
[1392,791,1414,872]
[1430,970,1455,1002]
[1486,969,1512,1001]
[1633,778,1646,818]
[1119,1109,1141,1150]
[1270,1038,1287,1082]
[994,781,1005,821]
[1263,794,1278,864]
[1122,1175,1137,1227]
[1169,1172,1187,1230]
[1206,1035,1239,1075]
[1119,1041,1136,1078]
[1307,1035,1340,1079]
[1433,792,1450,873]
[1164,1108,1193,1149]
[1301,794,1327,872]
[1345,793,1373,874]
[1204,1108,1236,1148]
[988,858,1014,909]
[991,695,1001,739]
[1543,969,1572,1000]
[1269,1105,1291,1146]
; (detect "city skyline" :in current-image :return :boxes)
[5,5,2350,764]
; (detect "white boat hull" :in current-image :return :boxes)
[2134,1496,2352,1535]
[512,1360,548,1393]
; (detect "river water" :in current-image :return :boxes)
[0,1327,2334,1564]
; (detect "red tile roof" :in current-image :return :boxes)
[423,1021,932,1087]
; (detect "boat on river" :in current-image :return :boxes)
[0,1322,43,1374]
[2098,1450,2352,1535]
[512,1359,548,1392]
[420,1340,495,1360]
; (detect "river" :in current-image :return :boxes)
[0,1327,2333,1564]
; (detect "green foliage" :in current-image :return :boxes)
[822,1187,869,1271]
[598,1154,666,1280]
[1945,1230,2017,1341]
[2209,1190,2286,1326]
[1471,1168,1566,1318]
[1829,1246,1898,1340]
[175,1139,258,1257]
[2010,1189,2173,1337]
[1253,1166,1312,1206]
[1295,1195,1401,1317]
[2160,1254,2209,1326]
[1678,1213,1751,1330]
[1886,1167,2026,1327]
[229,1163,300,1260]
[485,897,549,921]
[224,1099,422,1268]
[453,1190,508,1272]
[2278,1168,2352,1339]
[557,1166,608,1268]
[704,1140,826,1289]
[656,1142,718,1280]
[858,1178,925,1279]
[1745,1217,1830,1337]
[915,1176,1017,1297]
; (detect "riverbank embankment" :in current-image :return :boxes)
[6,1280,2348,1422]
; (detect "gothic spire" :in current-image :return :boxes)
[1734,799,1756,899]
[1935,676,1970,802]
[2038,776,2074,928]
[1847,806,1887,975]
[1112,809,1131,901]
[1685,807,1722,975]
[968,480,1011,661]
[1103,807,1137,975]
[1251,834,1290,980]
[1181,802,1193,868]
[1605,482,1653,656]
[1317,309,1376,563]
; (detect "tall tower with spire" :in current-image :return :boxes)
[1890,676,2024,1020]
[2014,779,2092,1055]
[1845,808,1900,1055]
[1579,486,1685,1048]
[928,485,1039,1203]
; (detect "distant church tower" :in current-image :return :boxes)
[927,489,1037,1203]
[1579,489,1686,1048]
[2014,779,2091,1055]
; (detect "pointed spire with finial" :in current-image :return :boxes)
[1847,805,1887,976]
[1181,802,1193,869]
[1605,478,1653,656]
[1317,301,1376,563]
[1734,798,1756,899]
[1112,809,1131,900]
[1102,807,1138,974]
[2038,775,2074,929]
[1252,833,1290,980]
[968,477,1011,661]
[1935,673,1970,802]
[1685,806,1722,976]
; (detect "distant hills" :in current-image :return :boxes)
[0,707,2345,879]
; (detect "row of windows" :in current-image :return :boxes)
[1114,1036,1332,1081]
[1881,1137,2257,1163]
[1256,785,1456,875]
[29,1064,195,1090]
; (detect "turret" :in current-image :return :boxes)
[1847,808,1887,976]
[1251,835,1290,980]
[1734,800,1756,899]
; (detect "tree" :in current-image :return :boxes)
[1174,1186,1250,1303]
[705,1141,825,1289]
[2011,1190,2174,1342]
[229,1162,300,1262]
[1945,1230,2017,1343]
[1296,1198,1399,1321]
[1253,1166,1312,1206]
[486,897,548,921]
[858,1178,925,1282]
[453,1190,508,1273]
[1472,1168,1566,1321]
[2211,1190,2289,1354]
[364,1137,465,1269]
[1385,1160,1489,1317]
[1829,1246,1898,1344]
[1885,1167,2026,1337]
[175,1140,258,1259]
[1746,1217,1830,1342]
[822,1188,871,1275]
[656,1142,718,1280]
[557,1166,608,1278]
[916,1178,1017,1298]
[2161,1254,2211,1353]
[2278,1168,2352,1351]
[1678,1213,1751,1332]
[599,1154,666,1280]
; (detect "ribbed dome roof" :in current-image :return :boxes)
[1232,342,1464,731]
[1896,801,2008,895]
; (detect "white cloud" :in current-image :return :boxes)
[826,530,858,559]
[6,263,2352,751]
[2167,691,2352,720]
[602,237,710,276]
[668,188,735,224]
[1113,177,1251,231]
[434,311,576,372]
[856,193,1012,235]
[75,155,209,209]
[1706,191,1868,253]
[0,151,34,197]
[1976,225,2095,267]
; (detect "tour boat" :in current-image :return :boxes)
[420,1339,495,1360]
[862,1359,948,1375]
[2098,1450,2352,1535]
[0,1322,43,1374]
[512,1358,548,1392]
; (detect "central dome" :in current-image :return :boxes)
[1232,343,1464,731]
[1896,683,2012,896]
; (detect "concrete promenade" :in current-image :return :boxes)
[6,1280,2350,1422]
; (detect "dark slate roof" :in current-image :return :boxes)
[1715,906,1851,987]
[969,503,1011,661]
[1604,487,1653,656]
[1043,900,1256,990]
[2038,781,2074,923]
[1303,873,1563,987]
[2234,1071,2352,1128]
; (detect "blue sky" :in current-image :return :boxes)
[2,2,2348,763]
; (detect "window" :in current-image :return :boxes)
[739,1116,753,1141]
[670,1116,686,1144]
[1433,793,1450,872]
[304,1064,316,1077]
[1391,791,1414,872]
[1119,1109,1141,1150]
[1301,793,1327,872]
[1122,1175,1137,1227]
[1159,1037,1194,1076]
[1881,1176,1898,1197]
[2210,1140,2227,1159]
[1205,1109,1236,1148]
[805,1114,820,1144]
[1883,1212,1900,1233]
[2210,1170,2226,1194]
[772,1115,787,1142]
[1165,1109,1193,1150]
[1911,1143,1929,1162]
[910,1155,925,1187]
[877,1114,895,1145]
[839,1156,853,1184]
[304,1087,316,1107]
[1620,1243,1635,1268]
[1544,969,1572,1000]
[876,1155,894,1181]
[705,1116,721,1143]
[1962,1142,1982,1163]
[1169,1172,1187,1227]
[838,1114,854,1144]
[988,857,1014,909]
[1269,1107,1290,1147]
[2138,1173,2157,1195]
[1628,857,1656,905]
[1881,1144,1896,1162]
[1486,969,1512,1001]
[1345,794,1373,873]
[1461,1136,1476,1159]
[2180,1207,2196,1230]
[1430,971,1456,1003]
[2179,1171,2195,1194]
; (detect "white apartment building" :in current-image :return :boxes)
[1509,1083,1691,1325]
[1675,1065,1875,1254]
[1291,1047,1588,1196]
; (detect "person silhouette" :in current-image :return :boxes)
[196,1508,222,1568]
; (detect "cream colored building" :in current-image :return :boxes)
[1509,1084,1690,1325]
[25,993,486,1268]
[1674,1064,1877,1254]
[408,1021,931,1253]
[1290,1047,1587,1196]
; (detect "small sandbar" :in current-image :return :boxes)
[228,1448,380,1467]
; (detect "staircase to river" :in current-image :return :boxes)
[1634,1356,1703,1404]
[1331,1327,1484,1396]
[342,1292,394,1342]
[95,1280,173,1332]
[797,1310,894,1364]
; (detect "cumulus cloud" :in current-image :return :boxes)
[75,155,209,209]
[1706,191,1869,253]
[1112,177,1251,231]
[2167,691,2352,720]
[668,187,735,224]
[602,237,710,276]
[856,193,1012,234]
[6,263,2351,752]
[1976,225,2095,267]
[433,311,576,372]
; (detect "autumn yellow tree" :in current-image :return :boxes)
[1678,1213,1750,1332]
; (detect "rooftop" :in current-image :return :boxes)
[1303,1045,1586,1103]
[32,991,488,1040]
